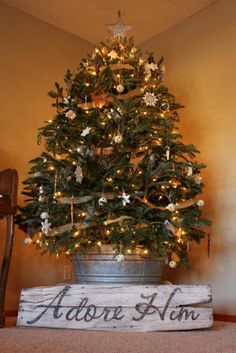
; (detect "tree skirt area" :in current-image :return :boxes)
[0,319,236,353]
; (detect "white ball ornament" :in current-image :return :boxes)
[116,84,124,93]
[40,212,49,220]
[113,134,123,143]
[166,203,176,211]
[98,197,108,206]
[169,260,177,268]
[197,199,205,207]
[22,236,33,245]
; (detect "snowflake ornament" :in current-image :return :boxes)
[75,165,83,183]
[143,92,158,107]
[108,50,118,59]
[119,192,131,206]
[41,219,51,236]
[195,175,203,184]
[65,109,76,120]
[81,127,92,137]
[144,62,158,74]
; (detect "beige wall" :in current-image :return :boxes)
[0,1,92,310]
[141,0,236,315]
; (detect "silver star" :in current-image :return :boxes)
[106,11,132,40]
[119,191,131,206]
[41,219,51,236]
[81,126,92,137]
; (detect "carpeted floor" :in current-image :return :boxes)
[0,318,236,353]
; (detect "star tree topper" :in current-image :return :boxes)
[106,11,133,40]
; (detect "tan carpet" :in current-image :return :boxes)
[0,319,236,353]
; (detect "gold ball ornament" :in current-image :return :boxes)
[101,46,108,56]
[116,84,124,93]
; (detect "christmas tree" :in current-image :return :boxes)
[18,14,211,268]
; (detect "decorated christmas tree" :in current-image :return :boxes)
[18,13,211,268]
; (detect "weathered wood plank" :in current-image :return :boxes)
[17,284,212,306]
[17,284,213,331]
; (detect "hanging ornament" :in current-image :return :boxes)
[41,219,51,236]
[107,108,121,121]
[116,84,125,93]
[119,192,131,206]
[38,185,44,202]
[75,165,83,183]
[92,93,109,108]
[194,175,202,184]
[22,236,33,245]
[98,197,108,206]
[85,207,95,222]
[115,254,125,262]
[169,260,177,268]
[149,154,156,168]
[81,126,92,137]
[34,172,41,177]
[65,109,76,120]
[187,164,193,176]
[108,50,118,59]
[164,220,175,233]
[83,96,90,111]
[63,96,70,104]
[166,203,176,212]
[40,212,49,220]
[144,62,158,75]
[106,11,133,40]
[143,92,158,107]
[197,199,205,207]
[166,147,170,160]
[101,46,108,56]
[160,100,170,112]
[113,134,123,143]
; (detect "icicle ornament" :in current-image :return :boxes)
[166,147,170,160]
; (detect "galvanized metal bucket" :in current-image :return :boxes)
[72,245,164,284]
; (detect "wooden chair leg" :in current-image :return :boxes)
[0,214,15,327]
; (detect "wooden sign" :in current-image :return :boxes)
[17,284,213,331]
